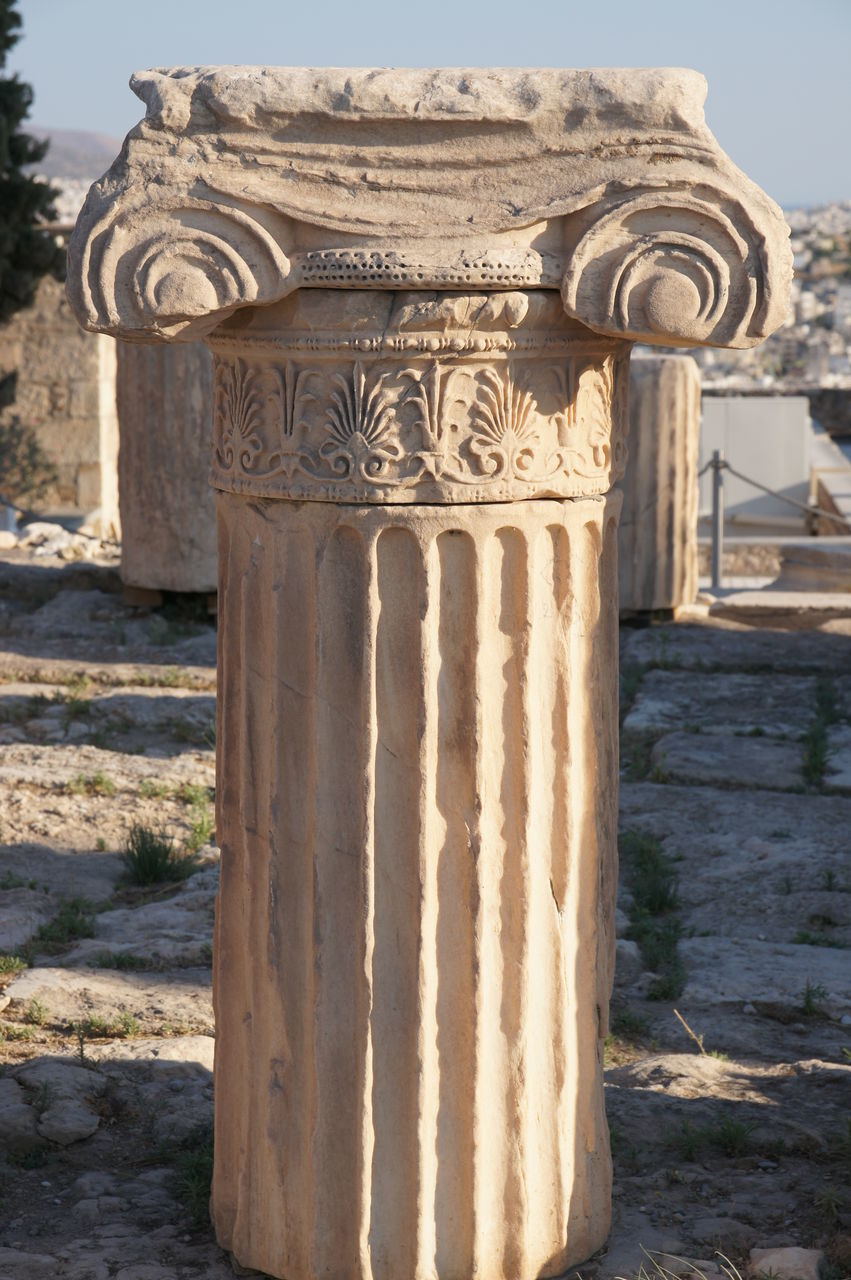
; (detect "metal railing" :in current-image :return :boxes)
[703,452,847,591]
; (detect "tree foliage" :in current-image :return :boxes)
[0,0,65,324]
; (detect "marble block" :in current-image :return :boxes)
[619,353,701,612]
[117,340,216,593]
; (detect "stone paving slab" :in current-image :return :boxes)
[619,781,851,947]
[1,966,213,1032]
[85,1036,215,1143]
[709,590,851,629]
[0,572,217,671]
[623,669,817,738]
[0,683,217,748]
[600,1054,851,1280]
[651,730,804,789]
[826,723,851,788]
[61,866,218,969]
[621,618,851,673]
[0,653,216,689]
[677,937,850,1016]
[619,779,851,851]
[0,742,214,792]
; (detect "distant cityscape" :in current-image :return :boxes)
[685,201,851,391]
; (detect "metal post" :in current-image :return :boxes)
[711,449,724,592]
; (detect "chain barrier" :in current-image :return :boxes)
[704,451,848,591]
[706,458,843,524]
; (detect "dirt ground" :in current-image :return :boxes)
[0,541,849,1280]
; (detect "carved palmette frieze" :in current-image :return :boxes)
[209,340,629,504]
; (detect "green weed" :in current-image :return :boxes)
[710,1112,755,1157]
[816,1185,842,1224]
[611,1009,650,1039]
[177,782,212,807]
[36,898,95,950]
[816,676,840,726]
[116,1011,139,1037]
[802,676,839,787]
[0,1022,34,1042]
[94,950,151,971]
[122,824,197,886]
[173,1125,214,1225]
[62,695,90,726]
[793,930,846,949]
[71,1010,138,1054]
[623,831,679,915]
[620,829,684,1000]
[24,998,47,1026]
[7,1148,51,1169]
[67,771,116,797]
[619,665,645,718]
[802,723,829,786]
[185,805,214,855]
[801,978,829,1017]
[139,778,172,799]
[669,1112,754,1161]
[0,870,38,891]
[671,1118,704,1161]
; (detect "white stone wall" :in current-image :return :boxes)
[0,273,119,535]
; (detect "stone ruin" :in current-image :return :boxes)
[0,264,119,536]
[116,340,216,596]
[66,65,791,1279]
[618,353,701,614]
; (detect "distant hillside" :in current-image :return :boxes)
[24,127,123,181]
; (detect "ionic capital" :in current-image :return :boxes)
[67,67,791,350]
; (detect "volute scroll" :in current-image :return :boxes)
[561,184,791,350]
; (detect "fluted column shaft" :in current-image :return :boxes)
[208,290,627,1280]
[618,354,701,613]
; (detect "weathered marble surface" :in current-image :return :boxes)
[619,353,700,612]
[208,289,629,504]
[214,489,620,1277]
[117,340,216,592]
[68,67,791,349]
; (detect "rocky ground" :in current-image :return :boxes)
[0,539,849,1280]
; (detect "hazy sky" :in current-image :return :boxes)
[9,0,850,207]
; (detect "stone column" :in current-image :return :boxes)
[66,67,792,1280]
[116,340,217,594]
[618,353,701,613]
[209,291,626,1276]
